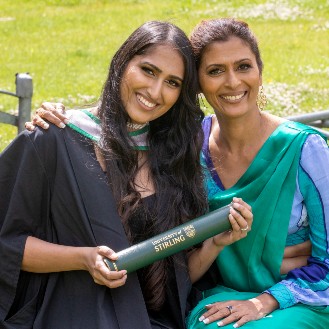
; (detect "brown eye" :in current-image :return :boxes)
[208,68,224,76]
[166,79,180,88]
[238,63,252,71]
[142,66,155,76]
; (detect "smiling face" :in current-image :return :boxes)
[120,44,184,125]
[198,37,262,118]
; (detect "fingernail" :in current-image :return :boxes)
[217,322,223,327]
[233,324,239,328]
[63,118,69,124]
[203,318,209,324]
[205,304,212,307]
[43,123,49,129]
[59,122,66,129]
[199,316,205,322]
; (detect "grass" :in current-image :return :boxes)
[1,0,328,150]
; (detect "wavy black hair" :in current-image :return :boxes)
[98,21,207,310]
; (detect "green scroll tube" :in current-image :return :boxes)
[104,204,231,273]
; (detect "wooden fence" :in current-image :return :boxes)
[0,73,32,133]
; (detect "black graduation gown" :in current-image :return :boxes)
[0,126,192,329]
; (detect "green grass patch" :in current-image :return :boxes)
[1,0,328,150]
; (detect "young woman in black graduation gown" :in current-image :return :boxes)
[0,21,252,329]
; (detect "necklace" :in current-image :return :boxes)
[126,121,149,130]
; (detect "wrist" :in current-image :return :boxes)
[79,247,94,271]
[249,293,279,315]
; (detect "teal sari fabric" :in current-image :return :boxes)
[187,287,329,329]
[187,121,329,328]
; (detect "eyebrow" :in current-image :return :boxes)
[142,62,184,82]
[205,58,252,69]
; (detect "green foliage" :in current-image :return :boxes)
[0,0,328,150]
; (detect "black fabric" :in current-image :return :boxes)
[0,126,191,329]
[130,195,184,329]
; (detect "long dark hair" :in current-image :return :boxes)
[98,21,207,310]
[190,18,263,74]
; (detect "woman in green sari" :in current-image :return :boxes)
[186,18,329,328]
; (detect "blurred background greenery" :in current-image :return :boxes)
[1,0,328,150]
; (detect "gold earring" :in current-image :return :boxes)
[198,93,207,111]
[256,86,267,111]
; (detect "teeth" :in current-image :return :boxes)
[137,95,156,108]
[221,93,244,101]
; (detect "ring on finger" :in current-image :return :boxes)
[226,305,233,314]
[241,224,249,231]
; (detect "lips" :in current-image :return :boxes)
[137,94,157,109]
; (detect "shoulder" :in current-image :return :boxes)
[301,133,329,164]
[0,127,64,181]
[298,134,329,190]
[25,124,66,152]
[265,112,326,141]
[1,126,61,158]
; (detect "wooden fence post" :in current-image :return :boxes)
[0,73,33,133]
[16,73,33,133]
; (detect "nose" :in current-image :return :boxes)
[147,79,162,102]
[225,70,240,89]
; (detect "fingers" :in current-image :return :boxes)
[94,269,127,288]
[199,300,262,328]
[32,114,50,129]
[25,121,36,131]
[199,303,228,323]
[97,245,118,261]
[231,198,253,231]
[212,202,251,247]
[94,265,128,289]
[199,303,239,326]
[41,102,66,116]
[229,207,249,234]
[27,102,68,131]
[92,246,127,289]
[233,197,252,211]
[35,102,68,128]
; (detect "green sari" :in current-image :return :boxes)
[187,121,329,328]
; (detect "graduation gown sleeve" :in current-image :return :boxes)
[0,129,53,326]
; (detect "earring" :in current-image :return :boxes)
[198,93,207,111]
[256,86,267,111]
